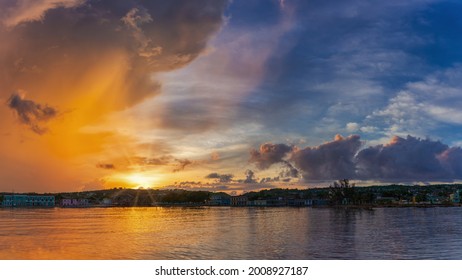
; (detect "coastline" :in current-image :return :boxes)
[2,184,461,209]
[2,203,461,209]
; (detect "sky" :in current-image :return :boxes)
[2,0,462,193]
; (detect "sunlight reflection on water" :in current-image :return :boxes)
[0,207,461,259]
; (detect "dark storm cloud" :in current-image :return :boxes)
[279,161,299,178]
[7,92,58,134]
[291,135,362,180]
[251,134,462,181]
[356,135,462,180]
[249,143,293,170]
[438,147,462,178]
[249,143,299,178]
[0,0,229,108]
[249,137,363,180]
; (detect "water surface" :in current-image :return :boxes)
[0,207,461,259]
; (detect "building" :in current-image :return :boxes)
[266,197,287,206]
[426,194,443,204]
[230,195,248,206]
[2,195,55,207]
[208,193,231,206]
[101,198,113,206]
[294,199,313,206]
[450,190,460,204]
[312,199,329,206]
[252,199,267,206]
[61,198,89,207]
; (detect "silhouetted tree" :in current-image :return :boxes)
[328,179,355,205]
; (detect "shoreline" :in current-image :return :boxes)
[2,203,461,209]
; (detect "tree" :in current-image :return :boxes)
[328,179,355,205]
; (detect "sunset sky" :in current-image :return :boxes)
[2,0,462,193]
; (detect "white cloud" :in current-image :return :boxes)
[365,66,462,137]
[426,105,462,124]
[346,122,359,132]
[360,126,378,133]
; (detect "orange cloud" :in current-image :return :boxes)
[0,0,229,192]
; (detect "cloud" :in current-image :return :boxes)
[121,7,152,31]
[166,183,231,192]
[356,135,462,181]
[363,65,462,138]
[438,147,462,178]
[229,0,437,141]
[291,134,362,180]
[244,169,256,184]
[173,158,193,172]
[133,156,173,166]
[0,0,230,119]
[135,0,298,135]
[7,92,58,134]
[205,172,219,179]
[249,136,364,180]
[346,122,359,132]
[260,176,280,183]
[205,172,234,183]
[96,163,115,169]
[279,161,299,178]
[249,142,299,178]
[121,7,163,59]
[368,91,429,137]
[210,151,220,161]
[251,134,462,182]
[249,143,293,169]
[89,154,175,174]
[0,0,84,27]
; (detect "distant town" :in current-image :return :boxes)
[1,180,461,208]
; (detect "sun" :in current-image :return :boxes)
[125,173,158,188]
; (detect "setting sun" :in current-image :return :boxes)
[125,173,158,188]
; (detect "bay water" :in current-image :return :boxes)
[1,207,461,259]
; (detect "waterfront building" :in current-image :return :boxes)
[2,194,55,207]
[102,198,113,206]
[208,193,231,206]
[450,190,460,204]
[266,197,287,206]
[312,199,329,206]
[252,199,267,206]
[61,198,89,207]
[230,195,248,206]
[426,194,444,204]
[293,199,313,206]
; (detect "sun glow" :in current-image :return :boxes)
[125,173,159,188]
